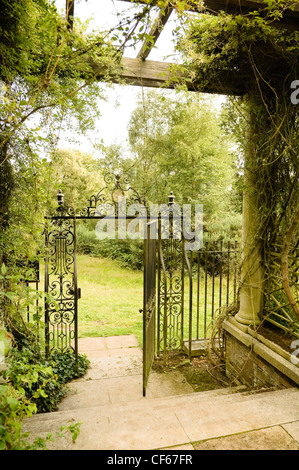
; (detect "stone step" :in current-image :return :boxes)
[22,387,299,450]
[24,385,296,425]
[21,335,299,450]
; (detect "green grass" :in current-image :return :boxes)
[76,255,237,347]
[77,255,144,344]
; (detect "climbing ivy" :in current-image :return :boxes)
[174,0,299,323]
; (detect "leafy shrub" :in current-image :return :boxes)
[0,381,82,450]
[0,346,89,449]
[4,348,90,413]
[76,223,98,255]
[76,224,144,270]
[0,383,37,450]
[4,348,59,413]
[51,351,90,385]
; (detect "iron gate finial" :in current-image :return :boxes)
[57,189,64,206]
[168,191,175,206]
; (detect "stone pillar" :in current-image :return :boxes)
[235,98,264,326]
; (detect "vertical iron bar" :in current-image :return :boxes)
[142,229,147,397]
[234,240,238,303]
[227,240,231,306]
[73,217,78,372]
[196,253,200,340]
[211,241,215,320]
[44,227,49,358]
[143,220,150,397]
[164,219,168,355]
[204,241,208,339]
[188,250,192,360]
[219,240,223,311]
[26,281,30,322]
[181,236,185,350]
[157,217,161,356]
[36,279,39,341]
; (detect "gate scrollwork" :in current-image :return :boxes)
[45,217,77,357]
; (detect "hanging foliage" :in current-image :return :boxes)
[173,1,299,325]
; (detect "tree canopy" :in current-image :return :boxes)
[0,0,121,255]
[100,89,242,241]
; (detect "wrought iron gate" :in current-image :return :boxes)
[157,238,239,360]
[44,173,147,375]
[142,221,157,396]
[44,216,79,362]
[42,174,240,394]
[157,216,185,359]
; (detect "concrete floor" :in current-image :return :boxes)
[23,335,299,450]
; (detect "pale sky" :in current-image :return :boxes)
[53,0,144,152]
[53,0,224,154]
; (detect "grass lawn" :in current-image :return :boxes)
[76,255,236,348]
[77,255,144,345]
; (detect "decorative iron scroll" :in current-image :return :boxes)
[80,172,146,217]
[44,217,78,356]
[47,172,146,220]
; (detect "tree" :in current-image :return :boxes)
[0,0,122,258]
[0,0,168,246]
[124,89,241,240]
[51,149,105,212]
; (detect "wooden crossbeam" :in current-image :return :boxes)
[66,0,75,31]
[137,5,173,60]
[119,57,175,88]
[92,56,246,95]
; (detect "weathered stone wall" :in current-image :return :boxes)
[223,318,299,389]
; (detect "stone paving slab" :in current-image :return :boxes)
[78,335,141,358]
[193,426,299,450]
[59,336,193,411]
[82,355,142,380]
[22,335,299,450]
[175,388,299,443]
[24,387,299,450]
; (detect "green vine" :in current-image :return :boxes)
[174,1,299,326]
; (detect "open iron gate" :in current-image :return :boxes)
[142,221,157,396]
[45,210,158,396]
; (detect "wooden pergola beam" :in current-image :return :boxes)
[92,56,246,95]
[88,1,298,94]
[66,0,75,31]
[119,0,299,31]
[137,5,173,60]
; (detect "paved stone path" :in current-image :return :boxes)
[23,335,299,450]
